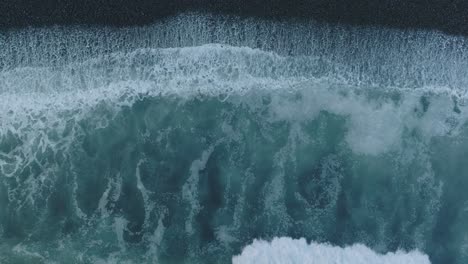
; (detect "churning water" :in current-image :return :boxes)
[1,13,468,263]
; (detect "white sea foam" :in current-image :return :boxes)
[0,43,467,175]
[233,237,431,264]
[2,13,468,89]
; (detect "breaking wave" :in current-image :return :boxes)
[1,13,468,264]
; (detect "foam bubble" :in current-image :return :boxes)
[233,237,431,264]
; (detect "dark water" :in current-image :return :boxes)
[2,0,468,36]
[0,13,468,264]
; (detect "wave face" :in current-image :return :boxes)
[1,13,468,264]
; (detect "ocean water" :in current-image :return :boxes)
[1,13,468,264]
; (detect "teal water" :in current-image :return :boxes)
[1,14,468,264]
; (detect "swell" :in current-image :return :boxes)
[2,85,467,263]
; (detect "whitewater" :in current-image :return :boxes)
[1,13,468,264]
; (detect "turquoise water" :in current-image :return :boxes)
[1,14,468,264]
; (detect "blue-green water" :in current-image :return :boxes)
[1,13,468,264]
